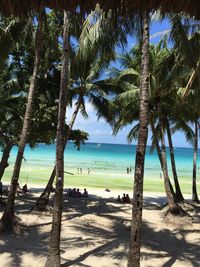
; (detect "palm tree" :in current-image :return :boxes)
[0,16,31,69]
[0,11,44,233]
[170,17,200,202]
[174,97,200,202]
[45,10,70,266]
[36,96,81,211]
[192,120,199,202]
[109,39,184,205]
[158,112,180,213]
[165,117,184,201]
[45,6,134,265]
[35,7,118,211]
[0,66,20,180]
[169,15,200,100]
[127,10,150,267]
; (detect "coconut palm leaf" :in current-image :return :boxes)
[117,68,139,81]
[172,120,194,146]
[170,14,197,68]
[150,122,160,154]
[127,123,140,143]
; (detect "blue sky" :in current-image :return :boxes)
[67,18,192,148]
[66,100,191,147]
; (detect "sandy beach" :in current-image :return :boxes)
[0,186,199,267]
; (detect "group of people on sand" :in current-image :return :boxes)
[0,181,28,198]
[15,183,28,195]
[67,188,88,198]
[117,193,131,203]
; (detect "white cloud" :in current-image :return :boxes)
[91,129,110,136]
[65,99,133,144]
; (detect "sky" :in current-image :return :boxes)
[67,18,192,148]
[66,101,191,148]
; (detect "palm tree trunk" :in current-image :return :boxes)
[165,117,184,202]
[0,11,43,234]
[150,119,176,200]
[183,60,200,100]
[192,120,199,202]
[159,117,180,213]
[0,142,13,181]
[45,10,70,267]
[127,11,149,267]
[35,166,56,211]
[150,119,163,168]
[36,96,81,211]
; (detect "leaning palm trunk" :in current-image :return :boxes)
[183,60,200,100]
[36,96,81,211]
[127,11,149,267]
[0,142,13,181]
[150,119,176,199]
[150,119,163,168]
[0,12,43,233]
[159,117,180,213]
[166,117,184,202]
[45,10,70,267]
[35,166,56,211]
[192,120,199,202]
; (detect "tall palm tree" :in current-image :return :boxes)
[192,119,199,202]
[158,112,180,213]
[45,10,70,266]
[45,6,134,265]
[165,117,184,201]
[127,10,150,267]
[36,7,121,211]
[109,39,184,205]
[170,17,200,202]
[0,11,44,233]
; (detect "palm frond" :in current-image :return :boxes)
[171,120,194,146]
[127,123,139,143]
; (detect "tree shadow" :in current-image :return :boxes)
[0,188,199,267]
[61,194,200,267]
[142,224,200,267]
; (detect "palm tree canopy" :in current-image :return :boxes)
[1,1,200,19]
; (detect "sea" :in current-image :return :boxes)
[4,142,199,180]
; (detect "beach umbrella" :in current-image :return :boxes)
[1,1,200,267]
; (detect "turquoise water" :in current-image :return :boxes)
[2,142,199,180]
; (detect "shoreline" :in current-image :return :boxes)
[2,171,198,195]
[2,181,192,201]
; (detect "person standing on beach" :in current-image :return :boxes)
[80,168,82,174]
[83,188,88,197]
[126,167,129,174]
[88,168,90,174]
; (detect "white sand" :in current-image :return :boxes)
[0,187,199,267]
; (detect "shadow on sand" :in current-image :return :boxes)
[0,188,199,267]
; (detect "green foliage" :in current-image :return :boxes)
[69,129,89,150]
